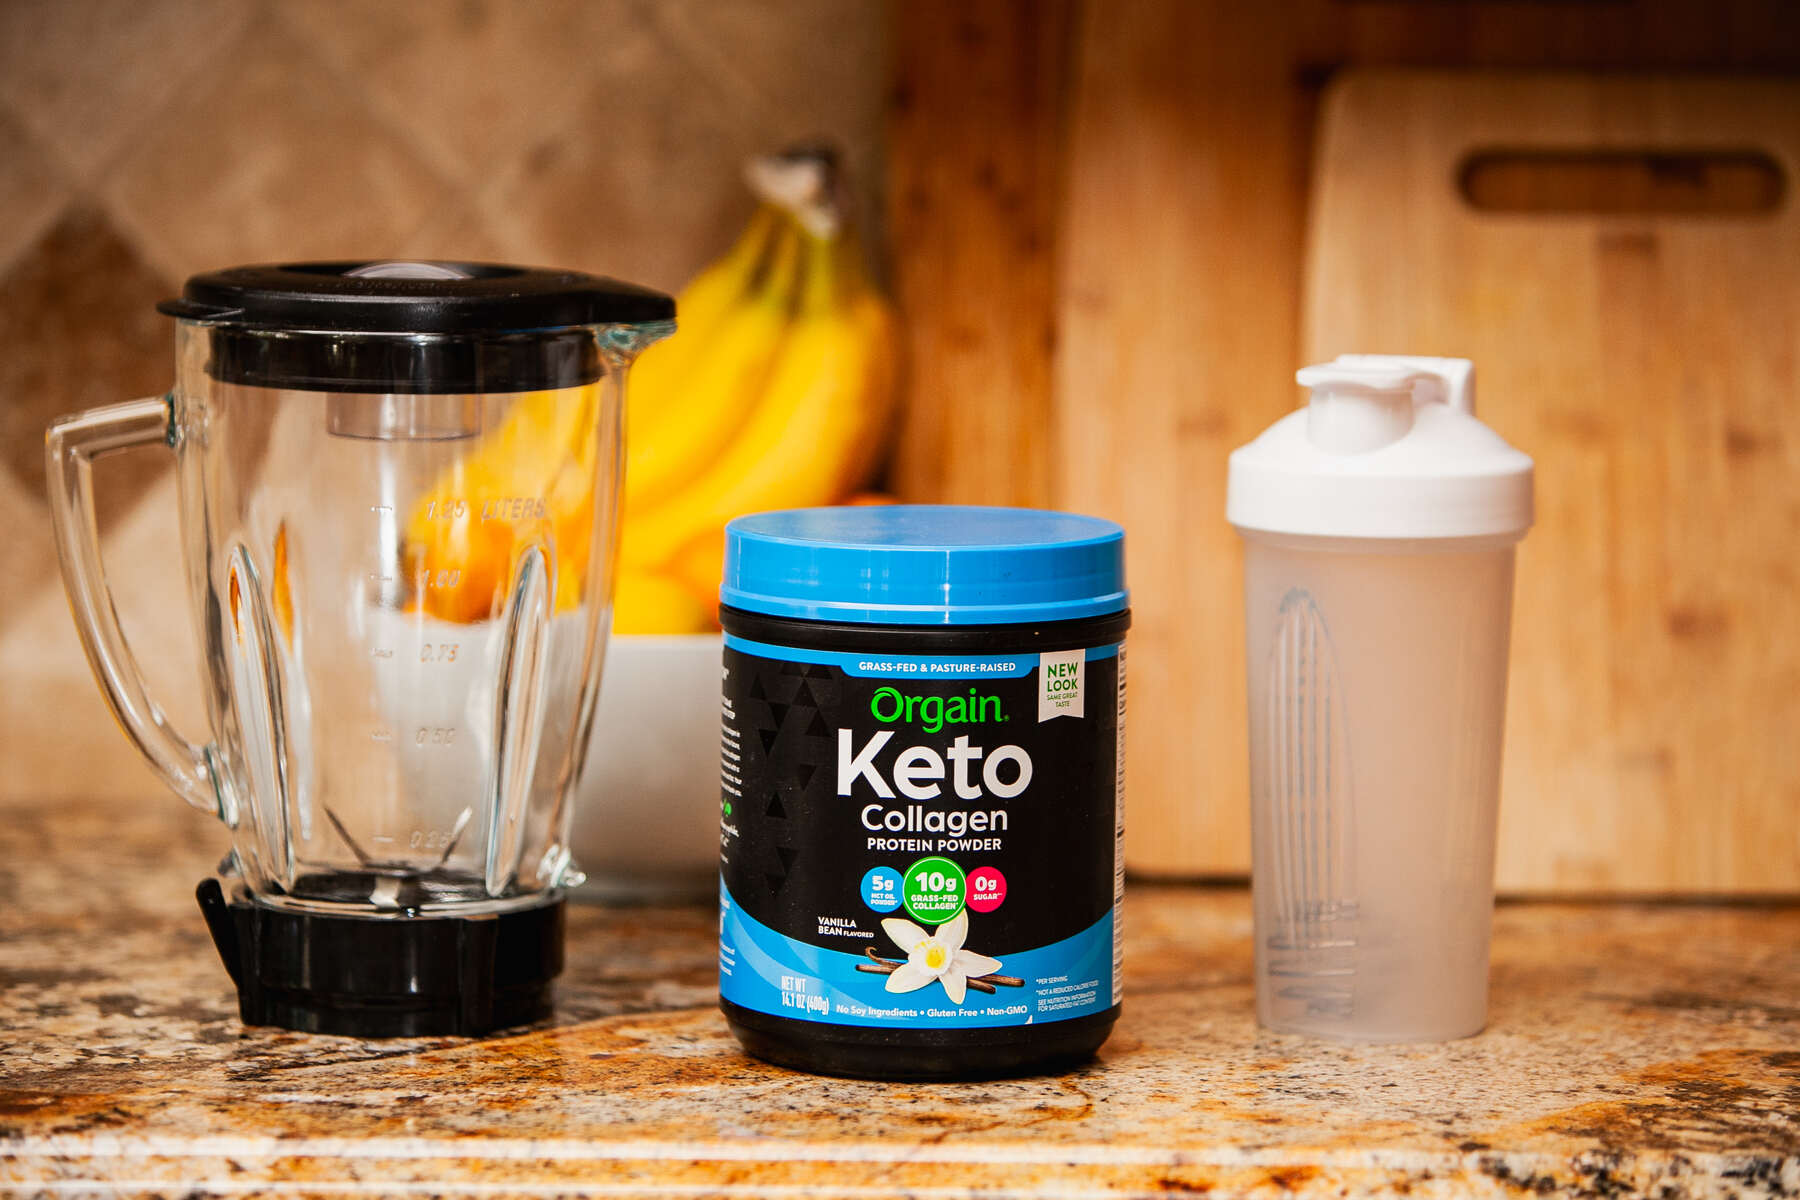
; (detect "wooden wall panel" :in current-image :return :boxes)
[1054,6,1313,876]
[1304,72,1800,893]
[887,0,1073,506]
[888,0,1800,890]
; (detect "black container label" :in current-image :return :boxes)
[718,635,1124,1029]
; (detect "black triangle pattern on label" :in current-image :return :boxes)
[768,702,790,727]
[764,872,787,893]
[775,846,799,872]
[759,728,778,754]
[793,762,817,791]
[804,710,830,738]
[765,792,786,819]
[780,660,806,676]
[748,675,766,700]
[762,674,805,704]
[806,664,833,679]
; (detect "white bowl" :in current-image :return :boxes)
[570,633,721,903]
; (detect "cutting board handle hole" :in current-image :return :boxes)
[1458,149,1785,215]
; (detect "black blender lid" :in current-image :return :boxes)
[158,260,674,332]
[158,261,674,394]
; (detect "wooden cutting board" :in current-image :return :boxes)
[1303,71,1800,893]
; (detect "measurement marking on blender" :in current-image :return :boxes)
[479,497,549,521]
[409,808,475,865]
[370,728,394,743]
[370,647,393,659]
[369,505,393,515]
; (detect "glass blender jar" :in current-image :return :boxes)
[47,262,673,1035]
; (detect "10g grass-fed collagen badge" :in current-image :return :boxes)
[716,506,1128,1080]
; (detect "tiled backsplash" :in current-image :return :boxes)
[0,0,886,799]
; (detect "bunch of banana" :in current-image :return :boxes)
[397,149,895,634]
[615,148,899,632]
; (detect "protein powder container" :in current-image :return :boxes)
[716,505,1128,1080]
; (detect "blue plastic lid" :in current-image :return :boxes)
[722,505,1128,626]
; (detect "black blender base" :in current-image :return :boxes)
[196,878,563,1038]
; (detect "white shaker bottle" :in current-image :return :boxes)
[1227,355,1533,1042]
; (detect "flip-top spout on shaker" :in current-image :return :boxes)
[1296,355,1473,453]
[48,261,673,1036]
[1228,355,1534,1043]
[1229,355,1532,542]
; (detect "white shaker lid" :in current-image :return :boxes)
[1227,355,1534,540]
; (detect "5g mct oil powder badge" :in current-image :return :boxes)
[712,505,1129,1079]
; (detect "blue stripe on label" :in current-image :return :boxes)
[723,635,1119,678]
[718,883,1116,1029]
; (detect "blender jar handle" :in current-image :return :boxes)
[46,396,218,816]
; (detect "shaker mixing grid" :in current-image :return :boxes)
[1261,588,1357,1020]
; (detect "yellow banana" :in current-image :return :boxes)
[625,230,897,580]
[624,206,776,446]
[623,219,803,512]
[665,534,729,618]
[613,568,715,635]
[657,206,779,344]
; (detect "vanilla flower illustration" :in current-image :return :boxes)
[878,909,1002,1004]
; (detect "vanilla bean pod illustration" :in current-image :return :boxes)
[859,946,1024,990]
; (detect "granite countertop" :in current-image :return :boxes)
[2,796,1796,1198]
